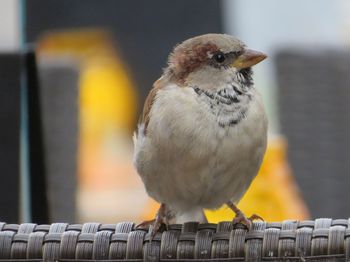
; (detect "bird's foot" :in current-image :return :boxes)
[232,212,263,230]
[226,201,263,230]
[136,203,167,241]
[136,218,156,228]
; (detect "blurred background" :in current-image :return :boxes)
[1,0,350,224]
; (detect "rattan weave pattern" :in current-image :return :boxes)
[0,219,349,261]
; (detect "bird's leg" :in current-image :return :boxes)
[137,203,167,240]
[226,201,263,230]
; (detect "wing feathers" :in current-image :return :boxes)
[139,76,167,133]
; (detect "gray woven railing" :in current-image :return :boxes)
[0,218,349,261]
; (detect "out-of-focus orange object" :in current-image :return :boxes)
[143,136,310,222]
[38,30,137,135]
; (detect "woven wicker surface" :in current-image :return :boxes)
[0,219,349,261]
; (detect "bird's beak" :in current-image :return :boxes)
[231,49,267,69]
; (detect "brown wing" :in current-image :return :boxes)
[139,76,167,133]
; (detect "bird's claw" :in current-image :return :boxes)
[136,219,156,229]
[232,212,264,230]
[248,213,264,222]
[149,220,166,240]
[137,203,167,241]
[136,218,166,241]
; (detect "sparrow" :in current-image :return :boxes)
[133,34,267,233]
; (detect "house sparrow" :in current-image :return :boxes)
[133,34,267,233]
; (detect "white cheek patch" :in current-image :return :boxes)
[186,66,237,91]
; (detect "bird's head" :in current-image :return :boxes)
[166,34,266,90]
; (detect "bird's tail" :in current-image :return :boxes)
[168,207,207,224]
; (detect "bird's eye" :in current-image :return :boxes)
[213,52,226,63]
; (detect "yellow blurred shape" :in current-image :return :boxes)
[80,58,137,142]
[38,30,120,58]
[38,30,137,138]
